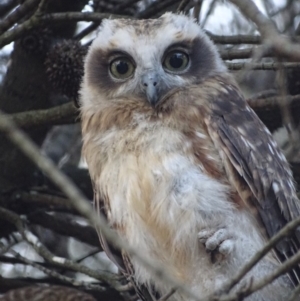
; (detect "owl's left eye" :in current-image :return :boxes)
[110,57,135,79]
[163,51,189,73]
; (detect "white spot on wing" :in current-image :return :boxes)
[268,143,274,155]
[237,127,247,136]
[272,182,280,193]
[196,132,206,139]
[279,152,286,162]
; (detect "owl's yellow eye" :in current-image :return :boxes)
[110,57,135,79]
[163,51,189,73]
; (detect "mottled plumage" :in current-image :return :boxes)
[80,13,300,301]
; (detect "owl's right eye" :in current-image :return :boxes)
[110,57,135,79]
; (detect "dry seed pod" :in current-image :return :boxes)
[45,40,87,106]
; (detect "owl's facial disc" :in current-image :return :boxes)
[83,13,228,108]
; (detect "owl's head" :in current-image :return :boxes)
[80,12,226,109]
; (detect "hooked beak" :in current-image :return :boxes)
[142,72,159,107]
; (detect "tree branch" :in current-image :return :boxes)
[220,46,272,60]
[11,102,77,129]
[228,0,300,60]
[208,33,262,44]
[227,62,300,70]
[215,213,300,296]
[0,0,40,35]
[0,206,117,286]
[0,12,124,48]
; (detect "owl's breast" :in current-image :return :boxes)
[92,122,236,269]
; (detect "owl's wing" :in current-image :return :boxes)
[204,80,300,284]
[94,192,159,301]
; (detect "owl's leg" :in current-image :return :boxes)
[198,228,235,263]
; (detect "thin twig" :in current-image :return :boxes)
[276,62,300,162]
[214,214,300,296]
[201,0,217,28]
[74,22,99,41]
[247,89,277,102]
[0,12,124,48]
[11,102,77,129]
[287,283,300,301]
[207,33,262,44]
[220,46,272,60]
[227,62,300,70]
[0,0,19,18]
[0,237,21,256]
[219,250,300,301]
[177,0,190,12]
[0,206,117,286]
[9,249,103,290]
[35,0,49,15]
[0,0,41,35]
[0,0,40,36]
[193,0,203,23]
[16,191,73,210]
[136,0,181,18]
[115,0,141,11]
[228,0,300,60]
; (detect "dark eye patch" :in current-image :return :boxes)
[162,37,219,81]
[87,48,134,93]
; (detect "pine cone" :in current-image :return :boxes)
[45,40,87,105]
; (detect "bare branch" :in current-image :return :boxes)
[228,0,300,60]
[0,206,117,286]
[11,102,77,129]
[16,191,74,210]
[9,249,102,291]
[219,250,300,301]
[74,22,99,40]
[0,0,19,18]
[0,0,40,35]
[208,33,262,44]
[177,0,190,12]
[215,213,300,296]
[28,211,100,248]
[136,0,181,18]
[227,62,300,70]
[287,282,300,301]
[0,12,124,48]
[220,46,272,60]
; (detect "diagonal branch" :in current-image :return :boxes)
[228,0,300,61]
[0,206,117,286]
[11,102,77,129]
[0,0,40,35]
[215,214,300,296]
[0,12,125,48]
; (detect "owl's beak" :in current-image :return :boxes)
[142,72,159,107]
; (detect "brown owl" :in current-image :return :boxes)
[80,12,300,301]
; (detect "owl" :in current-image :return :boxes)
[80,12,300,301]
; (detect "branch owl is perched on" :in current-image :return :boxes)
[80,13,300,300]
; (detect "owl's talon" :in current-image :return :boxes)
[198,228,235,257]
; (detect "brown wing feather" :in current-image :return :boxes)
[203,77,300,284]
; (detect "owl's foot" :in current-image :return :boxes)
[198,228,235,263]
